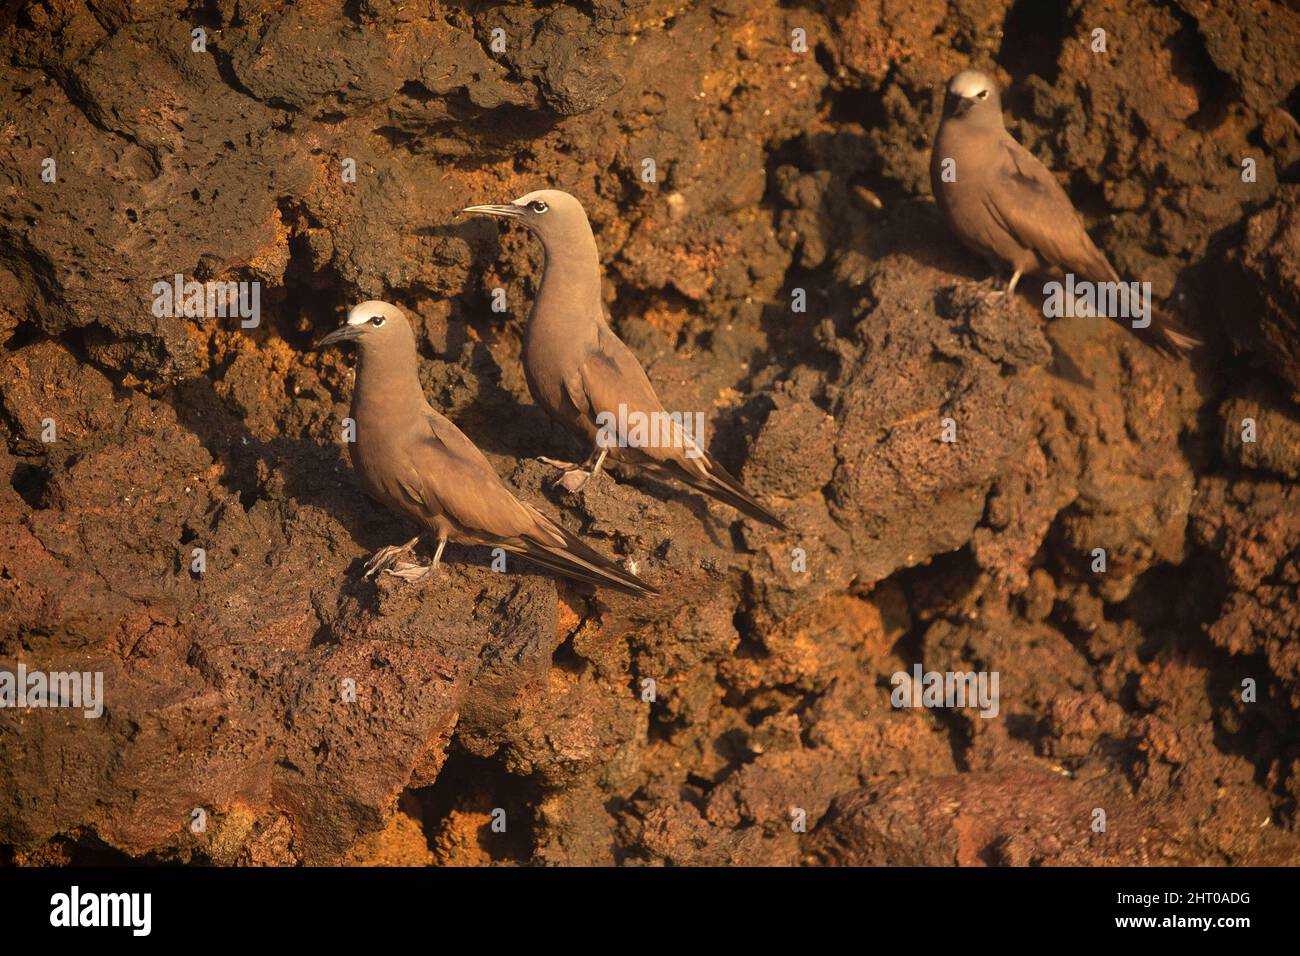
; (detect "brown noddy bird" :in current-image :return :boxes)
[463,189,789,531]
[317,300,656,596]
[930,69,1200,356]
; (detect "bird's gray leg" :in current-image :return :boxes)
[431,533,447,570]
[364,536,421,579]
[1005,269,1022,296]
[556,445,608,493]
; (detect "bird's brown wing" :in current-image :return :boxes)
[396,409,549,543]
[567,328,708,475]
[988,138,1199,356]
[400,409,657,594]
[568,329,788,530]
[985,137,1117,282]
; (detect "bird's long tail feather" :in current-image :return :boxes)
[514,524,657,597]
[1109,280,1201,358]
[668,452,789,531]
[1134,307,1201,358]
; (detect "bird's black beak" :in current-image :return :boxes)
[317,325,364,349]
[950,95,975,118]
[463,203,524,220]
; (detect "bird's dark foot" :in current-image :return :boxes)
[363,537,421,579]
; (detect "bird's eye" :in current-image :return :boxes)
[977,89,989,99]
[528,200,549,214]
[370,315,385,327]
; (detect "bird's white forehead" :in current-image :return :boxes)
[347,299,395,326]
[510,188,575,207]
[949,69,994,97]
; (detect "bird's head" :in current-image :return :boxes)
[463,188,592,246]
[943,69,1003,124]
[317,300,411,350]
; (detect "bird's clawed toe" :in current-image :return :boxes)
[539,456,596,492]
[535,455,600,494]
[362,537,421,579]
[973,285,1016,310]
[362,550,398,579]
[555,468,595,493]
[387,561,435,582]
[538,456,580,471]
[540,451,606,493]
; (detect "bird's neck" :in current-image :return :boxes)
[352,341,426,419]
[966,114,1007,134]
[536,230,605,325]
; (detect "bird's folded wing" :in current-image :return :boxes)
[569,329,706,473]
[396,410,550,543]
[986,137,1114,279]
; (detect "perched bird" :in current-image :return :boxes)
[463,189,789,530]
[930,68,1200,356]
[316,300,656,596]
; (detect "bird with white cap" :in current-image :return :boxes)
[464,189,789,530]
[930,68,1200,356]
[317,300,656,595]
